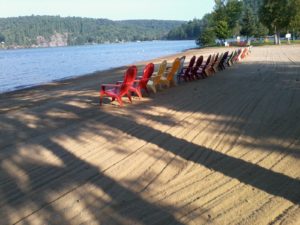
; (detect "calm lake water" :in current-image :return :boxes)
[0,40,196,93]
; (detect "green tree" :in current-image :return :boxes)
[243,0,264,15]
[254,21,269,38]
[213,0,227,21]
[166,19,203,40]
[213,0,243,37]
[215,20,230,43]
[240,6,256,42]
[226,0,244,35]
[197,27,216,46]
[259,0,299,44]
[0,33,5,42]
[289,0,300,40]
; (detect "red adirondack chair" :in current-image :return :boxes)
[100,65,137,106]
[130,63,154,98]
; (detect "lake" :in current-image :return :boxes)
[0,40,196,93]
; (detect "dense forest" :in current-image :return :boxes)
[166,0,266,42]
[0,16,184,48]
[166,0,300,46]
[166,19,202,40]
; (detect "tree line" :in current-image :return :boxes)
[0,16,184,48]
[1,1,299,48]
[166,0,300,46]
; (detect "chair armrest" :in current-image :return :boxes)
[150,75,161,83]
[166,66,172,71]
[196,68,204,73]
[150,75,159,80]
[102,84,121,87]
[101,83,121,91]
[181,67,188,72]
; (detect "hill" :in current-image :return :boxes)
[0,16,185,48]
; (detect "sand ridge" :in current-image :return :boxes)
[0,45,299,225]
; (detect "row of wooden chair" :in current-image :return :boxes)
[99,46,251,106]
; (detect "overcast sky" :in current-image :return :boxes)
[0,0,215,21]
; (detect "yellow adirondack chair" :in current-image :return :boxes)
[160,58,181,87]
[147,60,167,93]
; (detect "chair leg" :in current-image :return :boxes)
[116,96,123,107]
[127,92,132,103]
[135,88,142,99]
[147,84,155,93]
[144,87,150,95]
[99,92,104,106]
[152,85,157,93]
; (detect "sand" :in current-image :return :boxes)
[0,45,299,225]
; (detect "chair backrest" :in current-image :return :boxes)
[221,51,229,63]
[188,56,196,68]
[195,55,204,67]
[177,56,186,75]
[152,60,167,85]
[227,51,234,62]
[157,60,167,78]
[233,50,238,60]
[167,58,181,81]
[236,48,244,61]
[202,54,212,71]
[205,55,212,66]
[241,48,248,59]
[213,53,219,64]
[216,53,223,64]
[192,55,204,74]
[139,63,154,88]
[120,65,137,95]
[210,54,216,66]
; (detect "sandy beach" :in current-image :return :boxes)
[0,45,299,225]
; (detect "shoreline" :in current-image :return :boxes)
[0,39,196,52]
[0,40,197,95]
[0,45,208,97]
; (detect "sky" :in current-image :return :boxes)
[0,0,215,21]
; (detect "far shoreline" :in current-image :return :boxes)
[0,39,197,52]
